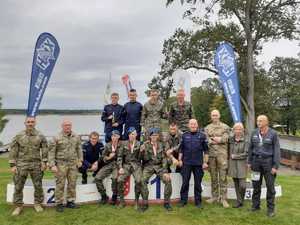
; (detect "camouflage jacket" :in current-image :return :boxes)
[169,101,193,132]
[164,131,183,155]
[204,122,230,157]
[9,129,48,166]
[49,132,83,167]
[102,142,123,166]
[140,141,168,170]
[141,100,165,129]
[117,140,141,168]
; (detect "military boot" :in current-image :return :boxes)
[110,193,118,206]
[164,202,173,211]
[99,194,109,205]
[221,199,230,208]
[134,199,140,210]
[56,204,64,213]
[206,197,217,204]
[118,197,126,209]
[12,206,23,216]
[34,204,44,213]
[66,201,79,209]
[139,200,149,212]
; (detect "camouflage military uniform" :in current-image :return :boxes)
[49,132,83,205]
[9,129,48,206]
[205,122,230,201]
[141,100,165,138]
[169,101,193,132]
[117,140,142,202]
[94,142,121,198]
[164,131,182,172]
[140,141,172,202]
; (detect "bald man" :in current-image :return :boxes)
[178,119,208,208]
[9,117,48,216]
[49,119,83,212]
[205,110,230,208]
[248,115,280,217]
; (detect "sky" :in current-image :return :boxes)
[0,0,299,109]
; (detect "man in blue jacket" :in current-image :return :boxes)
[248,115,280,217]
[101,93,125,143]
[79,131,104,184]
[178,119,209,208]
[123,89,143,140]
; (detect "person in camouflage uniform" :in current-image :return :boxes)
[9,117,48,216]
[140,128,172,212]
[205,110,231,208]
[117,127,142,209]
[164,122,182,173]
[94,130,121,206]
[168,89,193,132]
[141,89,166,139]
[49,119,83,212]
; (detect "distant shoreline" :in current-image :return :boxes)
[3,109,102,115]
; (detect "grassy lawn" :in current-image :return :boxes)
[0,158,299,225]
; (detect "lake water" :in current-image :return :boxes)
[0,114,104,144]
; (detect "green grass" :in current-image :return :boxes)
[0,158,299,225]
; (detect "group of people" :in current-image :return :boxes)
[8,88,280,218]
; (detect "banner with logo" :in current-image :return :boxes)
[27,32,60,117]
[214,42,242,123]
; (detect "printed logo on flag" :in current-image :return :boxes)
[216,45,235,78]
[27,33,60,117]
[215,42,242,123]
[36,38,56,70]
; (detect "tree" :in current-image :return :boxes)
[153,0,300,134]
[269,56,300,135]
[191,77,223,126]
[191,70,276,130]
[0,96,8,146]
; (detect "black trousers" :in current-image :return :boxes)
[180,164,204,205]
[251,156,276,211]
[79,167,100,182]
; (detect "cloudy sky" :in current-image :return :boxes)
[0,0,299,109]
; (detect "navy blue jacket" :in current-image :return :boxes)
[180,130,208,166]
[101,104,124,134]
[248,128,280,169]
[82,141,104,170]
[123,101,143,133]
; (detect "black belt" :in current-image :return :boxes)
[254,154,272,159]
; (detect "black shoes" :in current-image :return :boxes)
[110,194,118,206]
[195,203,203,209]
[267,210,275,217]
[178,201,187,208]
[82,179,87,185]
[139,204,149,212]
[233,202,243,208]
[66,201,79,209]
[56,204,64,212]
[164,203,173,211]
[249,207,261,212]
[99,194,109,205]
[118,200,126,208]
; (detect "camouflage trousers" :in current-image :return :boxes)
[55,162,78,204]
[94,163,118,196]
[117,163,142,201]
[141,165,172,202]
[13,163,44,205]
[209,155,228,200]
